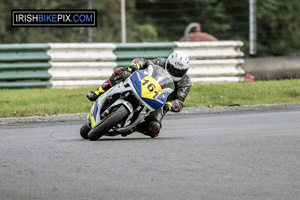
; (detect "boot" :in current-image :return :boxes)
[86,87,105,101]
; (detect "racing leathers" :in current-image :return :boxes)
[87,57,192,137]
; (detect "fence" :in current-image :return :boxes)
[0,41,244,88]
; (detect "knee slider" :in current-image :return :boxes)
[147,121,161,135]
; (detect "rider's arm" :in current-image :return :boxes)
[125,58,166,72]
[165,76,192,113]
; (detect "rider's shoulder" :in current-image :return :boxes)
[178,75,192,87]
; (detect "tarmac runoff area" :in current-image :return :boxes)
[1,103,300,125]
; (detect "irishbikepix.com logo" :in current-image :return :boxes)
[11,10,97,27]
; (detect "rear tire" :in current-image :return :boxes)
[80,123,91,139]
[88,105,130,141]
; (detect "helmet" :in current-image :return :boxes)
[165,51,189,81]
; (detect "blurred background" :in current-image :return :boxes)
[1,0,300,57]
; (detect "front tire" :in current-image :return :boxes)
[80,123,91,139]
[88,105,130,141]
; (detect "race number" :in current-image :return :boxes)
[141,76,162,100]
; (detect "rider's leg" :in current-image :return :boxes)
[137,109,164,138]
[86,68,131,101]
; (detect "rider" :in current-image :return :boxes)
[86,51,192,138]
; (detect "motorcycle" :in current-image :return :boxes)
[80,64,175,141]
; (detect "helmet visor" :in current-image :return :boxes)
[166,62,188,78]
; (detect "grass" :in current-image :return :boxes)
[185,79,300,107]
[0,87,92,118]
[1,79,300,118]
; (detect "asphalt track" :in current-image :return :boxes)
[1,107,300,200]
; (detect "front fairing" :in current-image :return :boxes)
[129,65,175,110]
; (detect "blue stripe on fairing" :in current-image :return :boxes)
[130,70,146,97]
[93,100,99,121]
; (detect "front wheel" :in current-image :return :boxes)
[88,105,130,141]
[80,123,91,139]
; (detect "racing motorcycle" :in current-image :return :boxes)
[80,64,175,141]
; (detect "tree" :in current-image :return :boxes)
[256,0,300,55]
[1,0,300,56]
[135,0,231,41]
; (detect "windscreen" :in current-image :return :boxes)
[146,65,175,91]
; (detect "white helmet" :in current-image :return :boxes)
[165,51,189,81]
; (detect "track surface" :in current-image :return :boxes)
[1,109,300,200]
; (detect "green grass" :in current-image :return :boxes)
[185,79,300,107]
[0,87,92,118]
[1,79,300,118]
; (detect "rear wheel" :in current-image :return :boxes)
[88,105,130,141]
[80,123,91,139]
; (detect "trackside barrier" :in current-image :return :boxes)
[114,42,176,67]
[174,41,245,82]
[0,44,51,88]
[0,41,244,89]
[47,43,117,87]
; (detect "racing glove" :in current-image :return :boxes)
[163,102,173,114]
[163,100,184,113]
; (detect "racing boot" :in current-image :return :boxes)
[137,121,160,138]
[144,121,160,138]
[86,87,105,101]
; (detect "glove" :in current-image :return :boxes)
[86,91,99,101]
[163,102,172,113]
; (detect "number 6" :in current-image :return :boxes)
[147,83,155,92]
